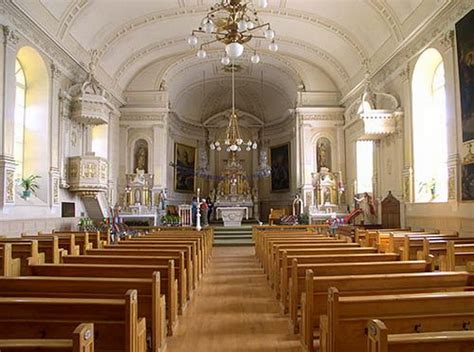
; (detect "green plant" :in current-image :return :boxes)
[298,213,309,225]
[19,175,41,195]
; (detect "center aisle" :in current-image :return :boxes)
[166,246,302,352]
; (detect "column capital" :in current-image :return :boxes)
[2,26,19,48]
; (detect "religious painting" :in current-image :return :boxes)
[270,143,290,192]
[134,139,148,173]
[457,10,474,201]
[462,163,474,201]
[456,10,474,143]
[317,137,331,171]
[174,142,196,193]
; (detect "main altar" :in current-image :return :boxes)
[211,153,257,226]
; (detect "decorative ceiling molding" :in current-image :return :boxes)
[367,0,404,42]
[86,5,368,65]
[57,0,89,39]
[114,35,349,91]
[340,0,464,105]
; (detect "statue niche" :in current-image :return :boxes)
[317,138,331,172]
[134,139,149,173]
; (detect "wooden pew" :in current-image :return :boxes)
[302,272,474,352]
[0,239,45,274]
[0,290,146,352]
[0,275,166,351]
[137,231,212,270]
[53,230,103,249]
[120,237,203,276]
[320,289,474,352]
[41,232,93,254]
[269,242,362,290]
[88,247,193,296]
[443,242,474,271]
[109,242,199,285]
[367,319,474,352]
[280,252,401,314]
[287,259,433,332]
[376,230,445,253]
[0,323,94,352]
[0,243,20,276]
[28,262,179,337]
[23,234,78,256]
[63,253,188,313]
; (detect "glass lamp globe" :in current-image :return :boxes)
[230,144,238,152]
[237,20,248,32]
[197,49,207,59]
[217,146,222,151]
[187,35,198,47]
[269,41,278,52]
[264,28,275,40]
[204,20,215,34]
[210,144,216,150]
[225,42,244,58]
[221,56,231,65]
[215,141,220,147]
[251,53,261,64]
[247,21,255,30]
[246,146,251,151]
[252,142,258,150]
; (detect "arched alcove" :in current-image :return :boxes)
[133,139,149,173]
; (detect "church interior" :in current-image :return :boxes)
[0,0,474,351]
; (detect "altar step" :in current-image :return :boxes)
[213,225,254,247]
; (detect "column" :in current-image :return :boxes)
[49,64,62,208]
[153,118,168,189]
[0,26,19,210]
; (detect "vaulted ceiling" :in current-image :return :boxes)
[13,0,450,122]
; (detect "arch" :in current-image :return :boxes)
[16,46,50,202]
[411,48,448,203]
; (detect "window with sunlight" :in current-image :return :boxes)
[14,59,26,179]
[412,48,448,203]
[356,140,374,194]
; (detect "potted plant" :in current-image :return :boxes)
[19,174,41,199]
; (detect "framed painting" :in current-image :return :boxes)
[174,142,196,193]
[270,143,290,192]
[456,10,474,200]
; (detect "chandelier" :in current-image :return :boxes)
[209,64,258,153]
[187,0,278,63]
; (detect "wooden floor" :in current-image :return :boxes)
[166,246,302,352]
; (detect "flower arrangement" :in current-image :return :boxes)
[161,214,180,226]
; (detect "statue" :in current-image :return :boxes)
[158,189,168,211]
[135,144,148,173]
[292,194,303,216]
[354,192,376,224]
[317,138,331,171]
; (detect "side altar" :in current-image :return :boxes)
[211,153,258,226]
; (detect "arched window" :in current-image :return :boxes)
[412,48,448,203]
[14,59,26,178]
[356,140,374,194]
[15,47,50,201]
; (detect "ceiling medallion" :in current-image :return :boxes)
[187,0,278,65]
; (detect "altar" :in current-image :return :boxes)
[210,153,258,221]
[216,207,249,227]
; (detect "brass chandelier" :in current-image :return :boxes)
[187,0,278,64]
[209,64,258,153]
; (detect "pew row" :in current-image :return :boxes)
[28,261,179,338]
[0,290,146,352]
[0,243,20,276]
[0,323,94,352]
[0,274,166,351]
[367,319,474,352]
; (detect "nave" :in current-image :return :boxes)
[166,246,301,352]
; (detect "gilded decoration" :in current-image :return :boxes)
[448,167,456,201]
[6,169,14,203]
